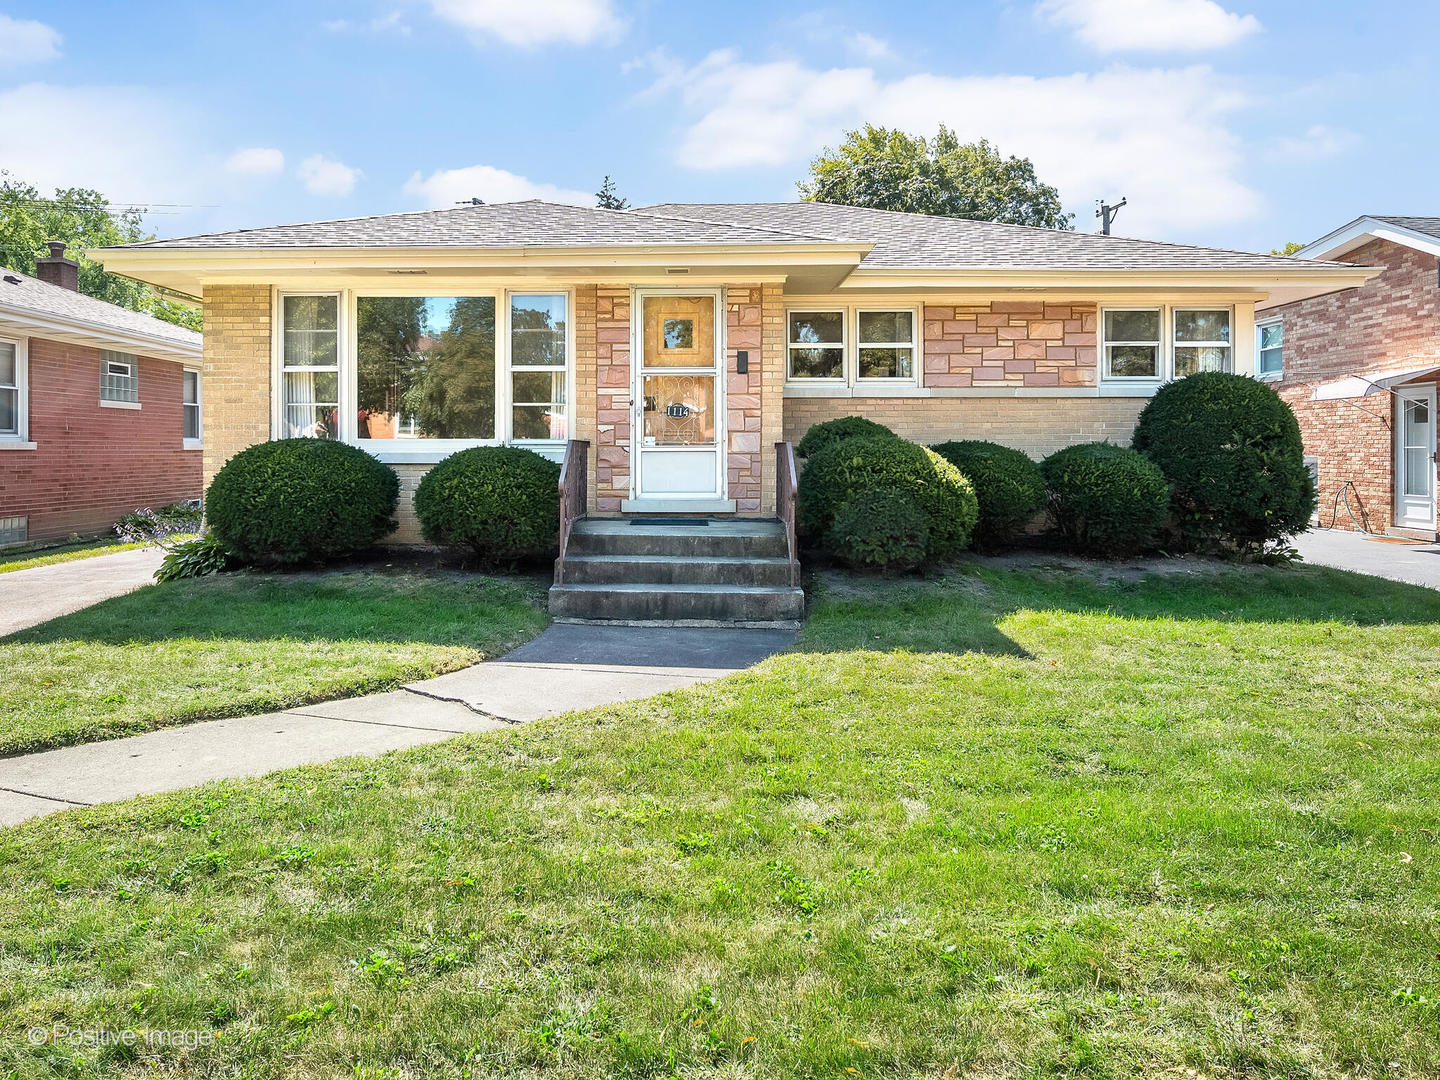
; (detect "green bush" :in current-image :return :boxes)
[795,415,898,459]
[825,489,930,573]
[154,532,233,582]
[206,439,399,565]
[414,446,560,565]
[798,436,978,561]
[114,502,203,543]
[1132,372,1316,552]
[930,440,1046,550]
[1040,442,1169,556]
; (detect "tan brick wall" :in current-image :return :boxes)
[783,395,1145,460]
[594,286,631,512]
[725,286,764,512]
[1268,238,1440,535]
[573,285,599,512]
[760,283,785,514]
[201,284,271,487]
[924,301,1097,388]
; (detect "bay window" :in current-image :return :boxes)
[1102,309,1161,379]
[857,309,916,381]
[1257,319,1283,378]
[788,311,845,380]
[280,295,339,438]
[509,293,567,440]
[1173,309,1232,376]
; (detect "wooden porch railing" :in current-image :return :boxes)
[776,440,800,587]
[555,439,589,585]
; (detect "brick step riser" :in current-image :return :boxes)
[549,587,805,623]
[567,534,790,559]
[559,558,793,587]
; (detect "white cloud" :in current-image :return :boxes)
[224,147,285,176]
[1268,124,1359,162]
[403,164,592,208]
[428,0,621,47]
[297,154,362,197]
[0,14,61,66]
[322,11,410,35]
[1037,0,1261,53]
[849,32,895,62]
[0,83,198,201]
[648,52,1263,235]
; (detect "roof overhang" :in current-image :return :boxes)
[88,242,876,297]
[0,302,200,364]
[1311,363,1440,401]
[1296,216,1440,262]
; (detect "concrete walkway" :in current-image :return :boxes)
[0,547,166,637]
[1294,528,1440,590]
[0,623,796,826]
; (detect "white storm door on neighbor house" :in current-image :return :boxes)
[632,291,725,504]
[1396,385,1438,529]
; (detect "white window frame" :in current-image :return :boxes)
[1172,307,1234,378]
[99,349,141,409]
[0,336,31,448]
[785,304,922,388]
[854,306,921,386]
[182,367,202,449]
[785,308,847,384]
[273,291,344,442]
[1256,317,1283,380]
[1100,306,1164,383]
[504,289,575,447]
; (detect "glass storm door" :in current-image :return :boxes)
[1396,386,1437,528]
[633,293,723,501]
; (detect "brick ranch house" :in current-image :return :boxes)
[0,244,203,546]
[1259,216,1440,540]
[93,202,1370,619]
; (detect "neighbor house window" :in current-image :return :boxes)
[355,295,496,441]
[509,293,568,440]
[788,311,845,380]
[1102,309,1161,379]
[1257,319,1283,378]
[100,350,139,404]
[281,294,340,438]
[182,369,201,445]
[1173,309,1232,377]
[0,340,20,438]
[857,309,916,381]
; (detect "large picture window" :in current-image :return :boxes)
[356,296,496,441]
[509,293,567,440]
[281,295,340,438]
[1173,309,1232,377]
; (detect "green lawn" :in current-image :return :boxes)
[3,563,1440,1078]
[0,570,549,756]
[0,538,150,574]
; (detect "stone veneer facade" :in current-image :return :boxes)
[923,302,1098,388]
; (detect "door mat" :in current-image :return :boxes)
[627,518,711,527]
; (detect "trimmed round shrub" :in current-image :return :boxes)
[1040,442,1168,556]
[414,446,560,565]
[795,415,898,459]
[1132,371,1316,552]
[825,488,930,573]
[206,438,399,565]
[931,440,1046,550]
[798,436,978,561]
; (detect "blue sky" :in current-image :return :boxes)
[0,0,1435,252]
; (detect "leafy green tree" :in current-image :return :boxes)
[0,173,200,331]
[406,298,497,439]
[596,175,629,211]
[799,126,1074,230]
[1271,241,1305,256]
[356,296,426,417]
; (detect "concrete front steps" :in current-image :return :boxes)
[549,518,804,627]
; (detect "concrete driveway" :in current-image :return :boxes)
[1294,528,1440,590]
[0,547,165,636]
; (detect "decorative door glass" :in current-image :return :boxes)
[642,375,715,445]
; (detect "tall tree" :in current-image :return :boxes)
[0,173,201,331]
[799,126,1074,230]
[596,175,629,211]
[1271,241,1305,256]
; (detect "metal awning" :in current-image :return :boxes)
[1311,363,1440,401]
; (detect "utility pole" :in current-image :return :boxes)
[1096,197,1127,236]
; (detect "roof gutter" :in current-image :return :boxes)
[0,301,201,363]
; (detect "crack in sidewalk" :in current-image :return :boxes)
[0,784,93,808]
[400,686,521,724]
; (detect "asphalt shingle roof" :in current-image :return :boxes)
[0,267,200,349]
[106,198,1346,274]
[1371,216,1440,242]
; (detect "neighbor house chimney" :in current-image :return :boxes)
[35,241,79,291]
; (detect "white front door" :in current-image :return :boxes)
[632,291,725,504]
[1396,385,1438,529]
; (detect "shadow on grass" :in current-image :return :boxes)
[793,559,1440,658]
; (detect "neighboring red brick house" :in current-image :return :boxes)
[0,244,203,546]
[1259,216,1440,539]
